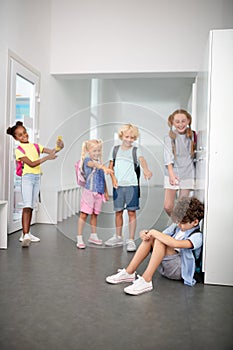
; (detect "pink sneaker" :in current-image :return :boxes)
[88,237,103,245]
[76,242,86,249]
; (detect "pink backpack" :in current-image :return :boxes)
[75,160,86,187]
[16,144,40,176]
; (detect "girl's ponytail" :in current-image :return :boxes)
[168,113,177,158]
[80,141,88,168]
[6,121,24,138]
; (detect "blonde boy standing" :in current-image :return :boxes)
[105,124,152,251]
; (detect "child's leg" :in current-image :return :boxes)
[22,207,33,234]
[164,189,177,216]
[142,241,176,282]
[128,210,136,240]
[88,213,103,245]
[78,212,88,235]
[115,210,123,237]
[90,213,97,233]
[126,236,154,274]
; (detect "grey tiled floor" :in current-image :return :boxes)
[0,188,232,350]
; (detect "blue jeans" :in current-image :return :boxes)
[21,174,41,208]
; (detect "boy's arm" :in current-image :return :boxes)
[138,156,153,180]
[148,229,193,249]
[109,160,118,188]
[104,180,109,201]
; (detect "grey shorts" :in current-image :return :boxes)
[158,253,182,280]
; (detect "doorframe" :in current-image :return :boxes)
[6,50,41,233]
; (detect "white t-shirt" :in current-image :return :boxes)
[174,230,185,252]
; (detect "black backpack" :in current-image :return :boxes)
[112,145,141,197]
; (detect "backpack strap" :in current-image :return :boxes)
[132,146,138,172]
[17,145,25,155]
[33,143,40,155]
[112,145,120,167]
[17,144,40,156]
[187,226,201,237]
[113,145,138,169]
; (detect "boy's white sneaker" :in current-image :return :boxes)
[124,276,153,295]
[106,268,136,284]
[21,234,31,248]
[19,233,40,242]
[126,239,136,252]
[104,235,123,247]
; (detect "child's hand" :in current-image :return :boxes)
[56,139,64,151]
[112,178,118,189]
[48,150,57,160]
[102,165,114,175]
[104,192,109,201]
[143,169,153,180]
[169,173,179,186]
[139,230,150,241]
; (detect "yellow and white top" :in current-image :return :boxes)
[15,143,44,175]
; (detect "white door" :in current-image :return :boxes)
[7,56,40,233]
[195,30,233,286]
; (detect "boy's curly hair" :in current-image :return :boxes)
[171,197,204,224]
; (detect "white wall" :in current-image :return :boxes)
[1,0,91,190]
[50,0,233,75]
[0,0,52,200]
[0,0,91,224]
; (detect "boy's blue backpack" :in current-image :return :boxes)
[16,144,40,176]
[112,145,141,197]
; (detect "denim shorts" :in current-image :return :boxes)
[21,174,41,208]
[113,186,139,212]
[157,253,182,280]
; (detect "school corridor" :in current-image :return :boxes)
[0,188,232,350]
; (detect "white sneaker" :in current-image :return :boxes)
[19,233,40,242]
[126,239,136,252]
[124,276,153,295]
[106,268,136,284]
[104,235,123,247]
[21,233,31,248]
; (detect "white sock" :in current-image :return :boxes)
[77,235,84,244]
[90,233,98,240]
